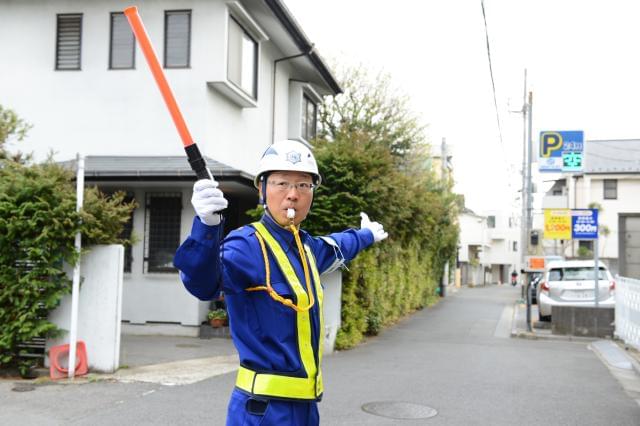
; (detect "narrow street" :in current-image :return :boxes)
[2,285,639,425]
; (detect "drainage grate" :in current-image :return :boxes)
[362,401,438,420]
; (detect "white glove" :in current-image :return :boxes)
[360,212,388,243]
[192,179,228,226]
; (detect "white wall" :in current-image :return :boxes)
[572,174,640,259]
[0,0,297,175]
[321,270,341,353]
[47,245,124,373]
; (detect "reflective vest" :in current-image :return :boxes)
[235,222,325,401]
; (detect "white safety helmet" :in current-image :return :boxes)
[254,139,322,188]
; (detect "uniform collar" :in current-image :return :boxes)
[260,212,307,254]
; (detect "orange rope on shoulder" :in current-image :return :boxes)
[245,225,315,312]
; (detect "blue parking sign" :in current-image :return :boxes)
[571,209,598,239]
[539,130,584,172]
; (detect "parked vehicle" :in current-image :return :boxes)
[536,260,615,322]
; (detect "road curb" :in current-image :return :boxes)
[510,302,598,343]
[611,341,640,376]
[105,354,239,386]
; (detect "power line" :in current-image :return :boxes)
[480,0,504,150]
[480,0,517,203]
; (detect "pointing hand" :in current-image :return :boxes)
[360,212,388,243]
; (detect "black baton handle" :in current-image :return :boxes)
[185,144,212,180]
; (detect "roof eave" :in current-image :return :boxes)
[263,0,342,95]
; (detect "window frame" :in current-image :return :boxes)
[301,94,318,142]
[55,13,83,71]
[603,179,617,200]
[227,15,259,99]
[143,192,182,274]
[164,10,192,69]
[109,12,135,70]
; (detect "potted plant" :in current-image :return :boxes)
[208,309,228,328]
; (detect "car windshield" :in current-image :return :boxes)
[548,267,608,281]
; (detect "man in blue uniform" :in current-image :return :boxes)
[174,139,388,425]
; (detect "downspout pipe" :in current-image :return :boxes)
[270,45,314,145]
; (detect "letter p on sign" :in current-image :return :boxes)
[541,132,563,158]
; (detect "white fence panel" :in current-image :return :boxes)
[47,245,124,373]
[615,275,640,351]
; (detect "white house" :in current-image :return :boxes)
[0,0,342,334]
[540,139,640,278]
[457,208,520,286]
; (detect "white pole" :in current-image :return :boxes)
[68,154,84,378]
[594,237,600,308]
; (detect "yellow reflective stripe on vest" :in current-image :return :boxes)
[305,245,324,396]
[236,222,324,400]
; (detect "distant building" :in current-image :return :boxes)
[458,208,520,286]
[540,139,640,278]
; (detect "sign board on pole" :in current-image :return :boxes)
[572,209,598,240]
[524,256,546,272]
[539,131,584,173]
[544,209,572,240]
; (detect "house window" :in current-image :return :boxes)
[164,10,191,68]
[603,179,617,200]
[109,12,135,69]
[227,16,257,98]
[513,241,518,252]
[56,14,82,70]
[487,216,496,228]
[144,193,181,273]
[301,94,318,141]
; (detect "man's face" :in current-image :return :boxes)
[262,171,314,227]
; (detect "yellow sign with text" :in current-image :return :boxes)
[544,209,571,240]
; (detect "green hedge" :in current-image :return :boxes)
[334,242,437,349]
[0,160,136,375]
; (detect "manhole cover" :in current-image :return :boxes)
[362,401,438,420]
[12,385,35,392]
[175,344,200,348]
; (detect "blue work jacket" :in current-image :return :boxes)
[173,213,374,378]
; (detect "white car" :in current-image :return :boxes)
[536,260,615,322]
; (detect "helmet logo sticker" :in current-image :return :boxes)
[286,151,301,164]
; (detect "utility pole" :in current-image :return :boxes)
[519,70,528,285]
[440,137,448,297]
[526,91,534,253]
[525,90,534,332]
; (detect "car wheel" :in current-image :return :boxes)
[538,312,551,322]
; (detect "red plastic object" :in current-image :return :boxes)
[49,341,88,379]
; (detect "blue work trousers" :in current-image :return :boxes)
[226,389,319,426]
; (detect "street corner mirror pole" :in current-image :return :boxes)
[123,6,213,181]
[525,271,532,332]
[595,233,600,308]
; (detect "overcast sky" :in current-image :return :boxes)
[284,0,640,214]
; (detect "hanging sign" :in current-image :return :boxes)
[539,130,584,172]
[572,209,598,240]
[544,209,572,240]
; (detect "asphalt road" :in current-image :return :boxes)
[2,285,639,425]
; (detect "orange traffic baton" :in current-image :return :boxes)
[124,6,212,180]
